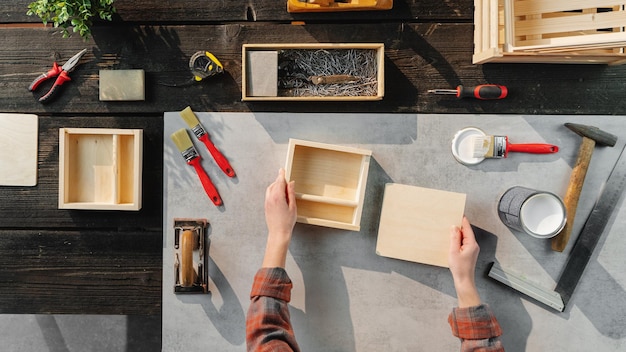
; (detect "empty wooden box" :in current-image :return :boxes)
[474,0,626,64]
[59,128,143,210]
[242,43,385,101]
[285,139,372,231]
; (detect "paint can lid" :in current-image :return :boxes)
[451,127,485,165]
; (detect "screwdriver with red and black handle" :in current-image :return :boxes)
[428,84,507,100]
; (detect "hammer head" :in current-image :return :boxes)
[565,123,617,147]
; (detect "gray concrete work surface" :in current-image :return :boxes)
[163,112,626,352]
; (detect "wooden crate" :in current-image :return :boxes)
[284,139,371,231]
[474,0,626,64]
[242,43,385,101]
[59,128,143,210]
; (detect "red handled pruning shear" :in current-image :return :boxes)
[28,49,88,103]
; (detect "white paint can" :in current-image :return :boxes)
[498,186,566,238]
[451,127,486,165]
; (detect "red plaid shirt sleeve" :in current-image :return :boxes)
[448,304,504,352]
[246,267,300,352]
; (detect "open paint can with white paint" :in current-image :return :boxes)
[498,186,566,238]
[451,127,486,165]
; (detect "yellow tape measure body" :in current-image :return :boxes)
[190,51,224,82]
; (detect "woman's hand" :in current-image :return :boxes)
[262,168,297,268]
[449,216,481,308]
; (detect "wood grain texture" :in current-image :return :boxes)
[286,139,372,231]
[551,137,596,252]
[179,230,196,287]
[58,128,143,210]
[2,23,625,115]
[0,114,162,315]
[0,229,161,314]
[0,114,38,186]
[2,0,626,317]
[2,0,474,23]
[376,183,466,268]
[0,116,162,229]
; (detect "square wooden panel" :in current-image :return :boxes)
[0,114,38,186]
[376,183,466,267]
[285,138,372,231]
[59,128,143,210]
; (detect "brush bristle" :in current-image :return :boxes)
[179,106,200,128]
[472,135,494,158]
[170,128,194,152]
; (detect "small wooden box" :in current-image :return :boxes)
[242,43,385,101]
[59,128,143,210]
[285,139,372,231]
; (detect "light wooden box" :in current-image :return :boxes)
[242,43,385,101]
[59,128,143,210]
[473,0,626,65]
[285,139,372,231]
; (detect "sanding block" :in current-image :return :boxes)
[173,218,209,294]
[99,69,145,101]
[246,51,278,97]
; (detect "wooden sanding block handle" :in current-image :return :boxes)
[551,137,595,252]
[180,230,197,287]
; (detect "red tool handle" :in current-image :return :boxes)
[28,62,63,91]
[38,71,72,104]
[199,134,236,177]
[457,84,508,100]
[507,143,559,154]
[188,157,223,206]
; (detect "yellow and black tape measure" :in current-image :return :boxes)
[159,51,224,87]
[190,51,224,81]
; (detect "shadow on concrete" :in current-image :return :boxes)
[287,155,532,351]
[254,112,417,145]
[35,316,70,352]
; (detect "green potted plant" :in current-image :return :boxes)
[27,0,116,40]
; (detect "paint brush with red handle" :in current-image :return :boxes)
[472,135,559,158]
[179,106,235,177]
[171,128,222,206]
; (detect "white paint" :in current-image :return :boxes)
[451,127,485,165]
[521,193,566,237]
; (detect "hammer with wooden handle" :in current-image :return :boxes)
[551,123,617,252]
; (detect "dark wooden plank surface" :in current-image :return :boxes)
[1,0,626,317]
[0,229,161,314]
[2,23,626,115]
[2,0,473,23]
[0,115,163,229]
[0,115,162,314]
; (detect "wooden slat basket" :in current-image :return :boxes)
[474,0,626,64]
